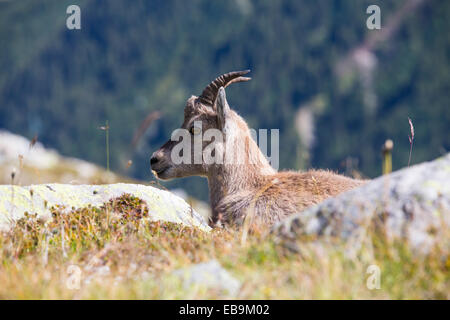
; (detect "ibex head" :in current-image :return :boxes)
[150,70,257,180]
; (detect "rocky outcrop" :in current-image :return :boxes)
[0,183,210,232]
[273,153,450,254]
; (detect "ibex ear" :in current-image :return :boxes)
[215,87,230,129]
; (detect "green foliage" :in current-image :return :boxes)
[0,0,449,199]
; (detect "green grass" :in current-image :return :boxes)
[0,194,448,299]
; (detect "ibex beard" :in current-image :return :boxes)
[151,70,365,228]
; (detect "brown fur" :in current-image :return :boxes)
[151,72,365,227]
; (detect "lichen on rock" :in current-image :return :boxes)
[273,153,450,255]
[0,183,210,232]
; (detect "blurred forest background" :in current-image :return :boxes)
[0,0,449,200]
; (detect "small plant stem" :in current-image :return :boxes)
[408,140,413,167]
[106,120,110,173]
[382,140,393,175]
[407,117,415,167]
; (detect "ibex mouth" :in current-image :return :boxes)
[152,167,169,178]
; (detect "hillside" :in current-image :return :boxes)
[0,154,448,299]
[0,0,449,202]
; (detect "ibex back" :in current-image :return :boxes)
[151,70,365,227]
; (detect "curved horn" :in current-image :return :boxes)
[198,70,251,106]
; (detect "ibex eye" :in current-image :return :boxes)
[190,126,201,135]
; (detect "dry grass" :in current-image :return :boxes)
[0,194,448,299]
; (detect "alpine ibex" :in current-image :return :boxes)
[151,70,365,227]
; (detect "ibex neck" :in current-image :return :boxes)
[207,159,275,216]
[206,115,276,219]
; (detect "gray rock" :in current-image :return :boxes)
[0,183,211,232]
[273,153,450,254]
[172,260,241,296]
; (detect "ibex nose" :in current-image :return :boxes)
[150,156,159,166]
[150,151,163,169]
